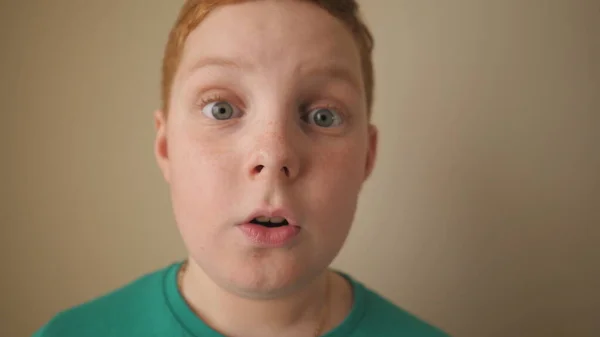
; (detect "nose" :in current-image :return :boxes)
[252,164,292,178]
[246,127,301,182]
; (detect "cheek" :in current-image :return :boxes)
[304,137,367,224]
[167,129,239,234]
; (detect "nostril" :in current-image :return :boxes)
[251,165,291,177]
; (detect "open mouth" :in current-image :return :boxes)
[250,216,289,228]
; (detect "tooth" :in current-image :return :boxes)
[270,217,285,223]
[256,216,270,222]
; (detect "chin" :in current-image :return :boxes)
[206,248,324,298]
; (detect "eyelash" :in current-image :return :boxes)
[198,94,226,108]
[306,103,342,113]
[301,102,347,122]
[196,94,346,120]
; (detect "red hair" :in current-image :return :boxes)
[161,0,374,116]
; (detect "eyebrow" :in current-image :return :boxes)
[183,56,250,77]
[183,56,362,93]
[302,63,363,94]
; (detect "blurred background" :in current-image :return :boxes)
[1,0,598,336]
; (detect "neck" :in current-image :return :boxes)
[179,259,332,337]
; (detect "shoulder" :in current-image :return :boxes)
[350,277,450,337]
[33,263,177,337]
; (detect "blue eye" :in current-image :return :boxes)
[306,108,342,128]
[202,101,240,120]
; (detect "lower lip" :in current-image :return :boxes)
[238,224,300,247]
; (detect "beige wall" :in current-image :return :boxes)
[1,1,598,336]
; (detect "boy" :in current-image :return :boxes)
[35,1,449,336]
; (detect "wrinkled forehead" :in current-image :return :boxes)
[175,0,363,88]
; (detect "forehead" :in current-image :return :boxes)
[177,0,363,85]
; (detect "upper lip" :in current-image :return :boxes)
[243,207,299,227]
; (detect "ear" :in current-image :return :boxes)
[154,109,170,183]
[364,124,378,180]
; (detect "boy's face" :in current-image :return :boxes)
[155,0,377,297]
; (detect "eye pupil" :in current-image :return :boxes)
[312,109,335,127]
[212,102,234,120]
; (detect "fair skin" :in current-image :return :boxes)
[154,1,377,336]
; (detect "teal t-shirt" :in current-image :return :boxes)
[34,262,449,337]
